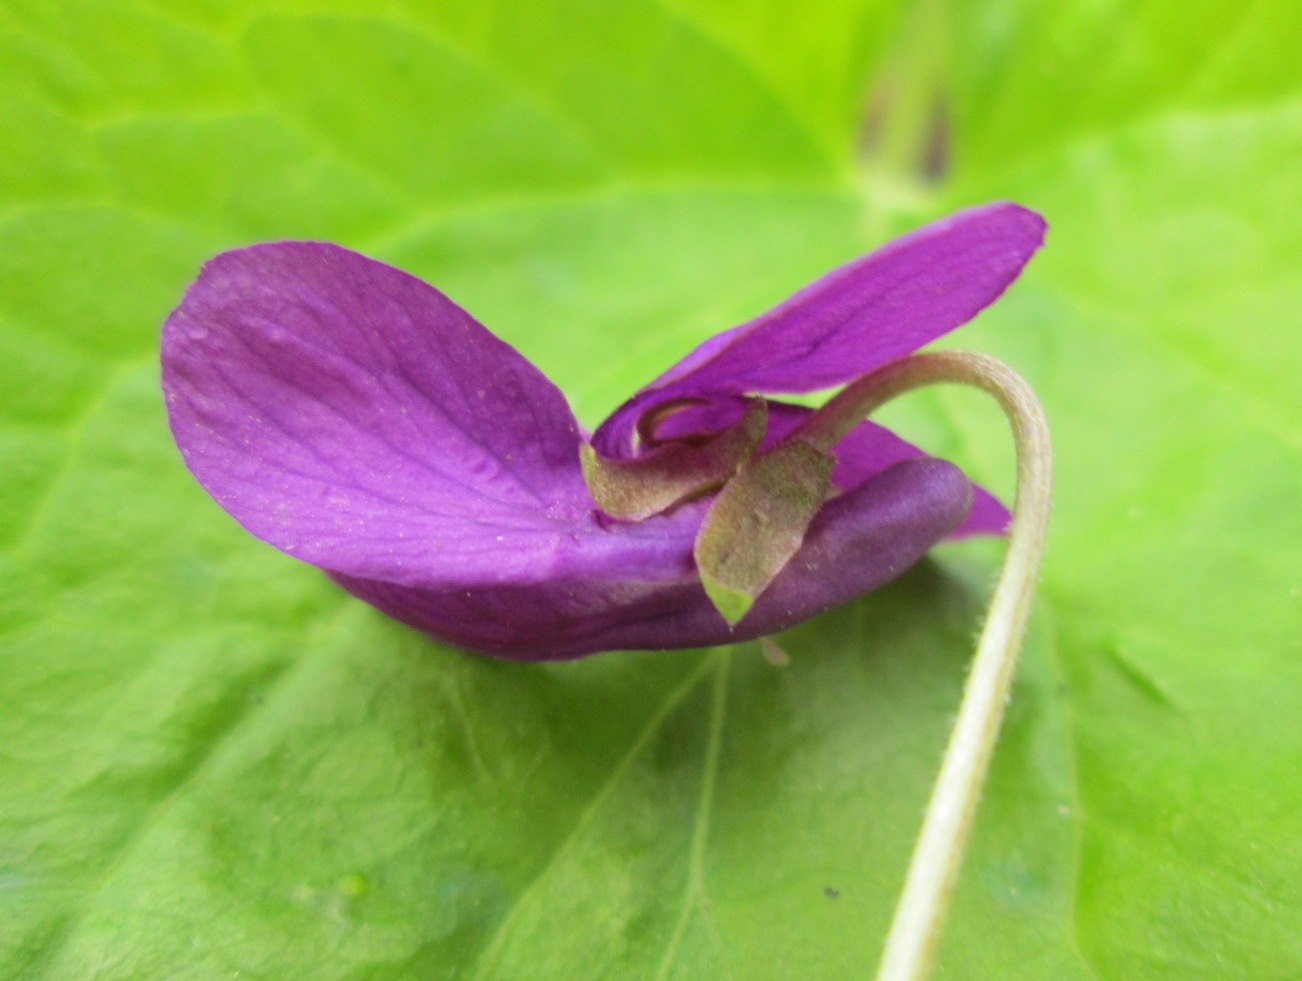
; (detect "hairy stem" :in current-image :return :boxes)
[797,350,1052,981]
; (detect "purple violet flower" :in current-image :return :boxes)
[161,201,1045,660]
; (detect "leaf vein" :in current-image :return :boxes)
[466,654,717,981]
[17,602,354,976]
[655,649,733,981]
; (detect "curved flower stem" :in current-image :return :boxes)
[793,350,1052,981]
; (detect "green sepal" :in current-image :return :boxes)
[694,439,835,625]
[702,577,756,627]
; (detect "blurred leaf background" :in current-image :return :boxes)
[2,0,1300,977]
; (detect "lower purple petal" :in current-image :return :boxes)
[329,457,972,659]
[948,485,1011,537]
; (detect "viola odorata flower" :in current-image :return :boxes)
[162,202,1045,659]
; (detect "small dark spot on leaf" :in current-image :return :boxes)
[824,886,840,899]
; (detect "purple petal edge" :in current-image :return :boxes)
[593,201,1046,459]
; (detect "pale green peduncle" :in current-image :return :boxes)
[796,350,1052,981]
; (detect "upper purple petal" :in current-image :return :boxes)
[162,241,609,587]
[593,201,1045,457]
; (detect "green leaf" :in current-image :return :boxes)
[2,0,1299,978]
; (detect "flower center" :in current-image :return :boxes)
[581,391,841,626]
[579,398,767,522]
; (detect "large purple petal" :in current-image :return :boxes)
[593,201,1045,457]
[162,241,610,587]
[329,457,973,659]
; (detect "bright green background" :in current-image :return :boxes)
[2,0,1300,977]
